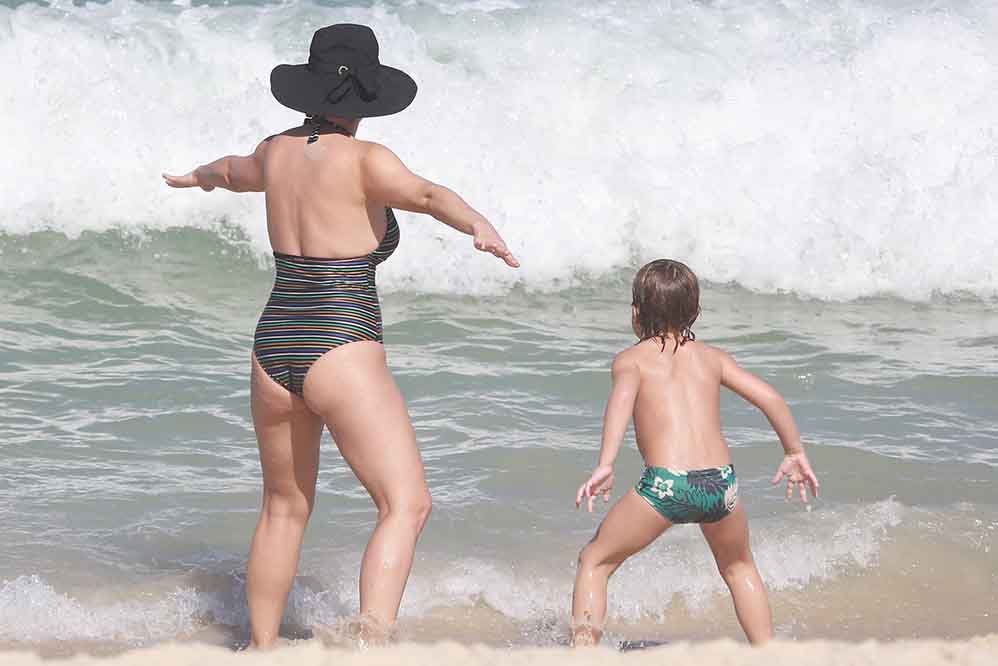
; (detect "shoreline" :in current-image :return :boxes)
[2,636,996,665]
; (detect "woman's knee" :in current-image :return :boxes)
[377,488,432,531]
[262,486,314,524]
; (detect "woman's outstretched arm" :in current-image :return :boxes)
[361,143,519,267]
[162,140,269,193]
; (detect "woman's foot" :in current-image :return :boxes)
[570,623,603,647]
[315,613,396,649]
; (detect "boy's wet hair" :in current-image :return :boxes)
[632,259,700,353]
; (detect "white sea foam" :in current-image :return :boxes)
[2,0,998,299]
[0,575,201,642]
[0,500,907,641]
[400,499,906,620]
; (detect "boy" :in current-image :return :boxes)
[571,259,819,646]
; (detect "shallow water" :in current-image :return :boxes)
[1,229,997,650]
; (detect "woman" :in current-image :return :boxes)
[164,24,518,648]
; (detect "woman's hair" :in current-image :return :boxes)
[631,259,701,353]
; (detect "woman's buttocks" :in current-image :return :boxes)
[253,252,385,396]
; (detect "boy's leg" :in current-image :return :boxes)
[699,503,773,644]
[571,489,671,646]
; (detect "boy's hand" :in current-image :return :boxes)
[772,451,819,503]
[576,465,615,513]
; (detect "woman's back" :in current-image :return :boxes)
[262,128,389,259]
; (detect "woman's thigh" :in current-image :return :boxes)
[302,342,428,507]
[251,354,324,507]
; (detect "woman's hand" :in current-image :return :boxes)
[473,221,519,267]
[576,465,615,512]
[772,451,819,502]
[162,170,214,191]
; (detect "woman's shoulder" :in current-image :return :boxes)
[354,141,412,181]
[264,125,311,142]
[354,139,395,157]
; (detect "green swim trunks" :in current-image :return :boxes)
[635,465,739,524]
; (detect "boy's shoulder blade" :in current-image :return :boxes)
[612,346,642,370]
[695,343,735,375]
[699,342,732,360]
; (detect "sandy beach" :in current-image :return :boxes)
[3,637,998,666]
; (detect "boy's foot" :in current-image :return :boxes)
[619,639,668,651]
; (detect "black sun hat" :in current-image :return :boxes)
[270,24,417,118]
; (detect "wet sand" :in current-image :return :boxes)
[3,636,997,666]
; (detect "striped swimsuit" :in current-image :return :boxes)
[253,211,400,397]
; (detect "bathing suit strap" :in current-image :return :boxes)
[305,116,354,144]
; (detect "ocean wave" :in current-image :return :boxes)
[0,500,907,642]
[2,0,997,299]
[402,499,906,620]
[0,575,201,643]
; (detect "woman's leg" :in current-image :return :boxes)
[699,503,773,644]
[571,489,671,646]
[247,356,324,649]
[303,341,431,631]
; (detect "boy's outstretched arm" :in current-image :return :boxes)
[717,349,820,502]
[576,352,641,512]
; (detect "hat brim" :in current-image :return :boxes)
[270,63,417,118]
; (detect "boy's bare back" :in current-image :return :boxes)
[617,339,728,470]
[617,333,810,475]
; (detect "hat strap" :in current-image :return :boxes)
[304,115,355,144]
[308,47,382,102]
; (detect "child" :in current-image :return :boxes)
[571,259,819,646]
